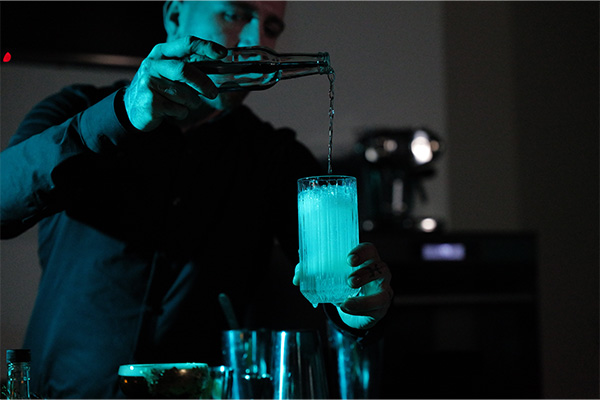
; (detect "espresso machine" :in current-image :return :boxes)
[342,127,443,232]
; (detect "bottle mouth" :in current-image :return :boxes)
[318,52,332,74]
[6,349,31,363]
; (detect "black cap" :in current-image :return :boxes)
[6,349,31,363]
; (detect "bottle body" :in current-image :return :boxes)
[192,46,332,91]
[6,350,31,399]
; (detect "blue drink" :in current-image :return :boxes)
[297,176,360,307]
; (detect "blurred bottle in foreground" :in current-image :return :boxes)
[5,349,32,399]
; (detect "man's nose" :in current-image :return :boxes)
[237,17,261,47]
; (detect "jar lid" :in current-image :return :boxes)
[6,349,31,363]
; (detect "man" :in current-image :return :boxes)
[1,1,392,398]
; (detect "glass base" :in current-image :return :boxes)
[300,275,359,307]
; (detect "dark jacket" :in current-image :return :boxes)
[1,82,322,398]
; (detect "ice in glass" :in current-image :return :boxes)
[297,175,360,307]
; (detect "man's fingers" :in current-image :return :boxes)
[150,59,219,99]
[347,242,381,266]
[340,286,394,315]
[149,77,202,110]
[148,35,227,61]
[347,259,391,288]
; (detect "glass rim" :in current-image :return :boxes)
[297,175,356,182]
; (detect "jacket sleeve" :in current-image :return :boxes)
[0,84,133,239]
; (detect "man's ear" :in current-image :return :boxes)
[163,0,184,39]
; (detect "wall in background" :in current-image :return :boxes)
[443,2,598,398]
[510,3,598,397]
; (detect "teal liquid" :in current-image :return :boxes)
[298,177,359,307]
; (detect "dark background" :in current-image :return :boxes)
[1,1,164,65]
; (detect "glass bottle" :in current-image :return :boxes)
[6,349,32,399]
[192,46,332,91]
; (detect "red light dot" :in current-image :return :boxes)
[3,52,11,62]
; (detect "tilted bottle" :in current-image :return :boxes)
[192,46,332,91]
[6,349,32,399]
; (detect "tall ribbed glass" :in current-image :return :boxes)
[297,176,359,307]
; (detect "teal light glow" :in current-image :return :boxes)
[277,331,286,400]
[298,176,359,307]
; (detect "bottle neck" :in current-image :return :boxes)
[7,362,31,399]
[277,53,332,80]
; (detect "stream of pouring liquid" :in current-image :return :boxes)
[327,70,335,174]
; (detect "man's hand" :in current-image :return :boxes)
[338,242,393,330]
[124,35,227,132]
[293,242,393,330]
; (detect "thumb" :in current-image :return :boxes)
[292,263,302,286]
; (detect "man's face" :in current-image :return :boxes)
[165,1,287,111]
